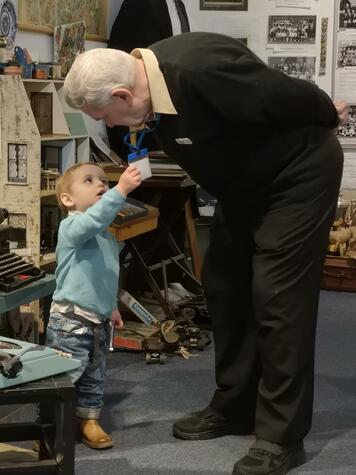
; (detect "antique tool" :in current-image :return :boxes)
[181,325,211,351]
[161,319,180,353]
[143,336,167,364]
[0,336,81,388]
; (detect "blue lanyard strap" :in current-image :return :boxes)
[124,113,161,154]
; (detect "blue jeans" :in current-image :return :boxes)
[46,312,111,419]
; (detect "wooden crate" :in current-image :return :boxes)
[322,256,356,292]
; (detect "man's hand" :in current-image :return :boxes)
[111,308,124,329]
[334,100,349,127]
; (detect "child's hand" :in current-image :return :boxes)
[116,165,142,196]
[111,309,124,329]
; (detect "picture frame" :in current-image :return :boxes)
[18,0,109,42]
[200,0,248,11]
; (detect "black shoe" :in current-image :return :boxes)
[232,439,306,475]
[173,406,254,440]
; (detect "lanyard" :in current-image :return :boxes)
[123,113,161,155]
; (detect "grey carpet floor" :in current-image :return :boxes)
[73,290,356,475]
[2,289,356,474]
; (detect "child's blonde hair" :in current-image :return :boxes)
[56,162,103,213]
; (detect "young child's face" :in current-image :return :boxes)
[63,164,109,212]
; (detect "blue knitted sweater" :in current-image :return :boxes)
[52,187,126,319]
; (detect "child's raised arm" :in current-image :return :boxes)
[116,165,142,197]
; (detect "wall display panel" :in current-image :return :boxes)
[334,0,356,186]
[183,0,334,93]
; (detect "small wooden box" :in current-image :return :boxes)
[109,204,159,241]
[322,256,356,292]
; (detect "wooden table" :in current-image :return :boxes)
[103,164,202,280]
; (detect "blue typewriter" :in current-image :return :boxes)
[0,336,81,389]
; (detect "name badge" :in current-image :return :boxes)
[128,147,152,180]
[175,137,193,145]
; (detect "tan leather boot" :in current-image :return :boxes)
[79,419,113,449]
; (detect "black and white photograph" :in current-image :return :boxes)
[267,15,316,44]
[268,56,316,83]
[337,37,356,67]
[200,0,248,11]
[339,0,356,29]
[337,104,356,138]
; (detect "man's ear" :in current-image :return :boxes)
[112,88,133,105]
[60,192,74,209]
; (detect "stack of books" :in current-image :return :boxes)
[149,150,188,177]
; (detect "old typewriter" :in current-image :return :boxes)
[0,336,81,388]
[112,197,148,226]
[0,208,45,292]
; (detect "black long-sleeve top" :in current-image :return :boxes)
[146,32,339,206]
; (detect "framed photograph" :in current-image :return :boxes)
[18,0,109,42]
[268,56,316,83]
[337,104,356,141]
[339,0,356,30]
[337,35,356,67]
[267,15,316,45]
[200,0,248,11]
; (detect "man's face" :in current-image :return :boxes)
[81,95,149,128]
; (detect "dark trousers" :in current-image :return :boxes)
[202,132,343,445]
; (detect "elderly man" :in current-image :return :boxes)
[63,32,347,475]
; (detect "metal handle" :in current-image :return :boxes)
[323,269,353,281]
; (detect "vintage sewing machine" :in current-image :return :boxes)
[0,336,81,389]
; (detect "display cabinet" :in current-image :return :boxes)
[0,75,90,334]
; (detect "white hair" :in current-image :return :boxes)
[63,48,136,109]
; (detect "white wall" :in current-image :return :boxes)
[183,0,335,96]
[11,1,337,141]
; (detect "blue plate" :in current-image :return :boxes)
[0,0,16,48]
